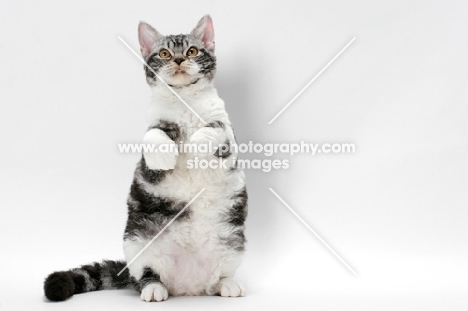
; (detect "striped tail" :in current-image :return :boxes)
[44,260,132,301]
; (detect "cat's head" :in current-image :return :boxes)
[138,15,216,87]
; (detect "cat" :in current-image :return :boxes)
[44,15,248,302]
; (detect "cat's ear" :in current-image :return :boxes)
[190,15,215,52]
[138,22,164,57]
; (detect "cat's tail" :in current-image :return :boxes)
[44,260,132,301]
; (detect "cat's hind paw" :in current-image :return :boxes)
[140,282,169,302]
[216,278,246,297]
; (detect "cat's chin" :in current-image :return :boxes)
[163,73,198,87]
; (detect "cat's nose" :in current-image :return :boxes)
[174,58,184,65]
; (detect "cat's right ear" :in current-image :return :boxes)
[138,22,164,57]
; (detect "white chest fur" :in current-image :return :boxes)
[147,81,229,134]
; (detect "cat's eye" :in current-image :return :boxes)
[159,49,171,59]
[186,47,198,57]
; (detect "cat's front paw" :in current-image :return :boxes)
[190,127,223,146]
[143,144,178,170]
[143,130,178,170]
[216,278,246,297]
[140,282,169,302]
[190,127,225,156]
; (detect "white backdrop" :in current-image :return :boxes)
[0,0,467,310]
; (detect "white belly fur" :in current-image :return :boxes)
[124,166,245,296]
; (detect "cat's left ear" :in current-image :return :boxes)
[138,22,164,57]
[190,15,215,52]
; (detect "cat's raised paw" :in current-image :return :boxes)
[140,282,169,302]
[143,130,178,170]
[190,127,224,150]
[217,278,246,298]
[143,145,178,170]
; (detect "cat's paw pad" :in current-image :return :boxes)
[218,279,246,297]
[140,283,169,302]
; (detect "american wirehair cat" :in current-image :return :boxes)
[44,15,247,302]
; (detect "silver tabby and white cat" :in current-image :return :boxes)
[44,15,248,302]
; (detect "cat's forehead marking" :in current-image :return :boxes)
[162,35,194,53]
